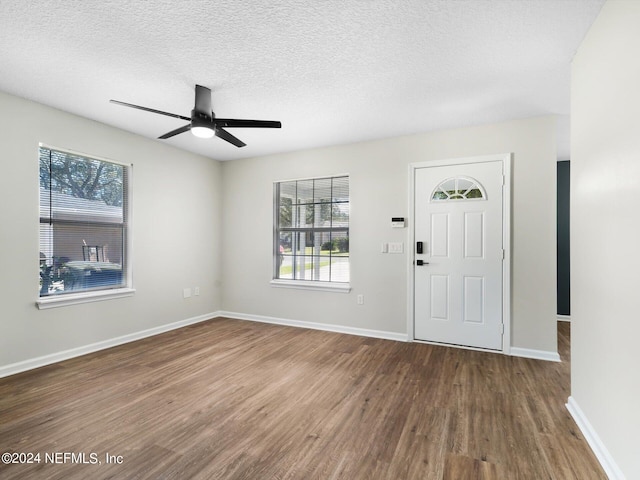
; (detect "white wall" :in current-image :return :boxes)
[0,88,558,372]
[221,116,558,353]
[0,91,223,371]
[571,0,640,478]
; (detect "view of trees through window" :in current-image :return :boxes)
[39,149,124,206]
[39,147,128,296]
[275,176,349,283]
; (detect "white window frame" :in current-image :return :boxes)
[271,174,351,293]
[36,144,135,309]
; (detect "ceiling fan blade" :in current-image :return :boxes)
[158,124,191,139]
[214,118,282,129]
[215,127,246,148]
[194,85,212,116]
[110,99,191,121]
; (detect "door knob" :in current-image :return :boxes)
[416,260,429,266]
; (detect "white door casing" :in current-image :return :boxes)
[411,155,510,351]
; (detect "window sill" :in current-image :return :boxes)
[36,288,136,310]
[270,279,351,293]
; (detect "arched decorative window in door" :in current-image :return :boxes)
[431,176,486,201]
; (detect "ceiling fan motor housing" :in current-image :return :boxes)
[191,109,214,128]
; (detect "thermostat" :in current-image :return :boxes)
[391,217,406,228]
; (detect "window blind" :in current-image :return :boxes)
[274,175,349,283]
[39,146,129,297]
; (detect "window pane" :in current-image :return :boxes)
[279,201,293,228]
[457,178,474,192]
[277,233,293,279]
[330,257,350,282]
[332,176,349,203]
[291,255,340,281]
[467,188,483,199]
[314,178,332,204]
[39,222,125,295]
[315,202,332,227]
[440,178,456,193]
[296,180,314,205]
[297,204,313,228]
[311,232,330,256]
[49,151,124,220]
[332,203,349,228]
[319,233,333,256]
[41,150,125,222]
[292,255,314,280]
[432,190,448,200]
[331,231,349,254]
[279,181,297,200]
[289,231,307,255]
[278,232,292,253]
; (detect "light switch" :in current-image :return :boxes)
[381,243,388,253]
[389,242,404,254]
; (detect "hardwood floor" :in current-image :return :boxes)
[0,318,605,479]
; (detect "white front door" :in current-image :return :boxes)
[414,159,505,350]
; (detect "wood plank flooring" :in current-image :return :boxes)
[0,318,605,479]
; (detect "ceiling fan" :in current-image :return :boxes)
[110,85,281,148]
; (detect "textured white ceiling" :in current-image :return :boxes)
[0,0,604,161]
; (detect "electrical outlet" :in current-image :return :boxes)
[183,288,191,298]
[357,294,364,305]
[194,287,200,296]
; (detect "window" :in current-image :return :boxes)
[38,145,131,304]
[273,176,349,289]
[431,176,485,201]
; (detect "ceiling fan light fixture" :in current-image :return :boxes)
[191,125,215,138]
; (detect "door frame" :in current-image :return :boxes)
[407,153,512,354]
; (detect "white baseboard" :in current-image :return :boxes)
[566,396,626,480]
[510,347,561,362]
[217,311,408,342]
[0,311,221,379]
[0,311,561,378]
[557,315,571,322]
[220,312,565,360]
